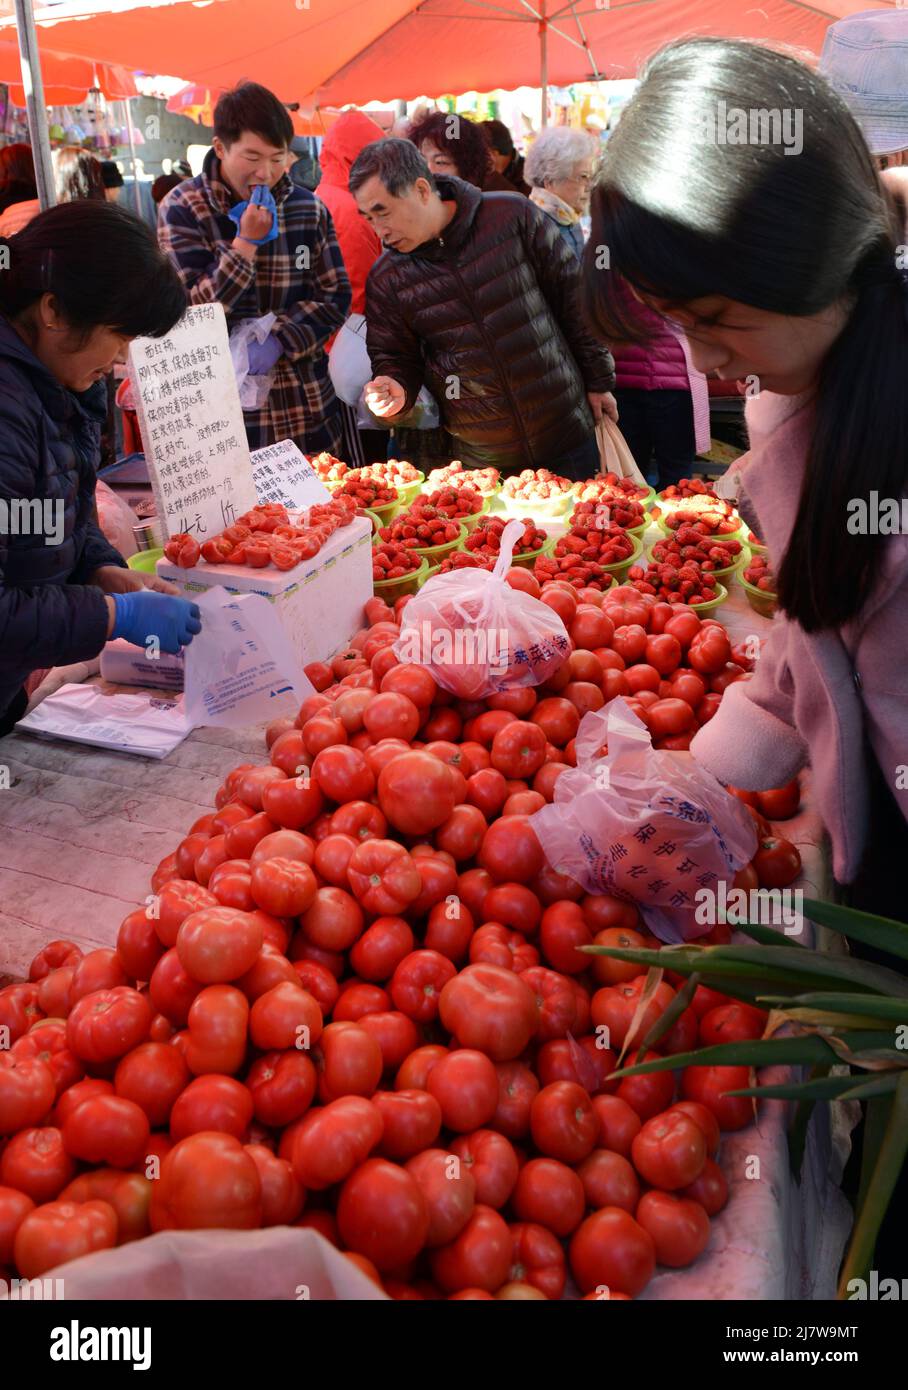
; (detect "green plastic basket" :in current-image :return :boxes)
[415,521,468,562]
[737,567,777,618]
[459,496,492,532]
[511,537,553,570]
[689,582,729,614]
[127,547,164,573]
[373,556,429,601]
[394,472,426,509]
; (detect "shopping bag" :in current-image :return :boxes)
[328,313,372,405]
[229,311,278,411]
[183,587,314,728]
[394,519,569,699]
[530,697,758,942]
[597,416,648,488]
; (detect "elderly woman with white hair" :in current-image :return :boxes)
[524,127,597,258]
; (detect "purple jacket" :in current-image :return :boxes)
[691,390,908,884]
[612,283,689,392]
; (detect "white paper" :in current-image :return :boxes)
[183,586,315,728]
[17,684,192,759]
[100,639,184,691]
[128,303,258,543]
[251,440,332,510]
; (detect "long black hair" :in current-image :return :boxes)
[583,37,908,632]
[0,200,186,342]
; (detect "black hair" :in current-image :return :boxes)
[0,143,35,187]
[349,138,436,197]
[408,111,491,189]
[0,200,186,340]
[99,160,124,190]
[483,119,515,158]
[582,37,908,633]
[53,147,107,203]
[214,82,293,151]
[0,179,37,216]
[152,172,183,205]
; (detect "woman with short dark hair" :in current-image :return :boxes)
[409,110,515,193]
[0,200,200,736]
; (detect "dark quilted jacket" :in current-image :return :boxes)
[365,176,615,471]
[0,315,124,721]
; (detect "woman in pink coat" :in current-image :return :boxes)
[583,37,908,922]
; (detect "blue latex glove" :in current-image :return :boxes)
[227,182,279,245]
[112,591,202,655]
[247,333,283,376]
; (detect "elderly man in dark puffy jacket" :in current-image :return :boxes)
[351,139,616,479]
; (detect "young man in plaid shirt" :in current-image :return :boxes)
[158,82,351,455]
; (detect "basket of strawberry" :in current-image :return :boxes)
[660,506,743,539]
[377,507,467,560]
[551,518,641,581]
[626,558,728,610]
[569,495,648,535]
[422,551,493,585]
[312,451,350,486]
[462,515,548,568]
[338,475,400,521]
[372,542,428,598]
[573,471,655,510]
[426,460,501,496]
[533,552,618,591]
[649,525,744,577]
[500,468,574,516]
[739,552,777,617]
[355,458,425,506]
[411,486,486,529]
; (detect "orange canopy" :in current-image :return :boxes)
[12,0,897,106]
[0,38,136,105]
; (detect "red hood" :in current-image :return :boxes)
[319,111,385,189]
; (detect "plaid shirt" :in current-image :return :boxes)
[158,150,351,454]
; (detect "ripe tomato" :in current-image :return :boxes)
[434,804,488,862]
[12,1025,82,1100]
[390,949,457,1024]
[631,1110,707,1189]
[535,1037,614,1096]
[466,768,509,819]
[0,1053,55,1135]
[169,1074,253,1142]
[371,1090,442,1160]
[616,1049,676,1121]
[426,1051,499,1132]
[699,1002,766,1047]
[430,1203,512,1294]
[0,1185,35,1263]
[581,893,640,933]
[114,1042,190,1129]
[68,949,128,1007]
[151,1133,261,1232]
[153,881,220,948]
[668,1101,721,1157]
[223,812,278,860]
[682,1065,754,1131]
[395,1044,448,1093]
[681,1156,728,1215]
[753,836,802,888]
[148,949,203,1028]
[116,910,164,983]
[512,1158,585,1237]
[569,1207,656,1297]
[61,1095,150,1168]
[529,1080,598,1164]
[576,1149,640,1214]
[423,899,475,964]
[755,779,800,821]
[247,1051,317,1128]
[316,1020,383,1101]
[478,814,544,884]
[36,968,75,1020]
[538,901,593,974]
[589,926,648,986]
[0,1127,75,1203]
[174,908,263,986]
[60,1169,152,1245]
[439,963,538,1060]
[590,978,676,1051]
[507,1222,566,1299]
[246,1145,305,1227]
[290,1095,383,1189]
[358,1011,421,1073]
[349,916,415,982]
[405,1148,476,1248]
[332,982,390,1023]
[14,1198,118,1278]
[518,966,579,1042]
[636,1191,710,1267]
[530,697,579,747]
[490,720,547,779]
[300,886,364,953]
[65,986,154,1066]
[29,940,82,982]
[489,1061,539,1140]
[377,751,458,836]
[484,882,541,937]
[185,985,249,1076]
[347,839,422,915]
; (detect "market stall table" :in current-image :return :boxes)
[0,539,854,1301]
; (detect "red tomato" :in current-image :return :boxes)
[150,1133,261,1232]
[439,963,538,1060]
[590,926,648,986]
[358,1011,421,1073]
[247,1051,317,1128]
[372,1090,442,1159]
[668,1101,721,1157]
[512,1158,585,1237]
[576,1148,640,1213]
[631,1110,707,1189]
[538,901,593,974]
[755,779,800,821]
[0,1185,36,1263]
[488,1060,539,1140]
[29,940,82,982]
[173,908,263,986]
[315,1021,383,1101]
[681,1156,728,1215]
[290,1095,383,1189]
[12,1025,83,1100]
[405,1148,476,1248]
[530,1081,598,1164]
[518,965,579,1042]
[434,804,488,861]
[114,1042,190,1128]
[430,1203,512,1294]
[530,698,579,747]
[377,751,458,835]
[246,1145,305,1227]
[426,1051,499,1132]
[478,814,544,884]
[581,893,641,933]
[169,1074,253,1142]
[535,1037,613,1096]
[333,982,390,1023]
[347,839,422,915]
[699,1002,766,1047]
[688,626,731,675]
[300,887,364,953]
[61,1095,150,1168]
[59,1169,151,1245]
[14,1198,118,1278]
[395,1044,448,1093]
[507,1221,566,1299]
[390,949,457,1024]
[484,882,541,937]
[0,1127,75,1203]
[185,985,249,1076]
[682,1065,754,1131]
[0,1053,55,1135]
[616,1049,676,1121]
[349,916,415,982]
[116,910,164,983]
[337,1158,429,1271]
[636,1190,710,1267]
[68,949,128,1008]
[490,720,547,780]
[753,836,802,888]
[645,697,695,739]
[569,1207,656,1297]
[591,978,676,1051]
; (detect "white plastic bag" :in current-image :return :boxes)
[393,519,569,699]
[17,683,191,759]
[229,311,277,411]
[328,313,371,405]
[530,697,758,943]
[183,586,314,728]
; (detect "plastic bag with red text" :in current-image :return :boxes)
[530,697,758,942]
[393,520,569,699]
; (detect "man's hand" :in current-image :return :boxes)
[364,376,407,419]
[238,201,274,243]
[90,565,180,597]
[588,391,619,423]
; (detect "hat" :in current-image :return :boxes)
[819,9,908,156]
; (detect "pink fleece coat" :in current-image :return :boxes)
[690,389,908,884]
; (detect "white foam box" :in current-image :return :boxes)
[156,515,372,668]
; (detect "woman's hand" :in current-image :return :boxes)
[90,565,180,597]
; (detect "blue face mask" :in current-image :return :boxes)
[227,182,279,244]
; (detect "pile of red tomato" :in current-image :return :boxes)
[0,575,804,1298]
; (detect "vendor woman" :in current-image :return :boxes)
[0,200,201,738]
[583,37,908,922]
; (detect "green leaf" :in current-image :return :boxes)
[734,921,809,949]
[758,993,908,1023]
[838,1074,908,1296]
[837,1075,902,1102]
[639,972,700,1054]
[702,945,908,998]
[727,1074,858,1102]
[607,1034,845,1079]
[800,897,908,964]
